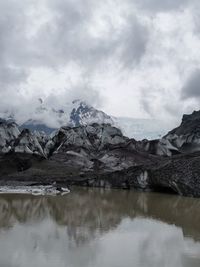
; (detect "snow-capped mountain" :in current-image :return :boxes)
[18,99,114,133]
[0,99,170,140]
[69,100,114,127]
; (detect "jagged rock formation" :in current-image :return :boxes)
[33,130,50,149]
[44,124,157,172]
[134,111,200,157]
[0,122,48,158]
[0,120,20,153]
[164,110,200,154]
[0,110,200,197]
[135,138,178,157]
[13,129,46,157]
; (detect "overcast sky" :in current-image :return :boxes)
[1,0,200,125]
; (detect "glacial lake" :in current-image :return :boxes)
[0,188,200,267]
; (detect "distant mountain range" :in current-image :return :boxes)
[0,99,170,140]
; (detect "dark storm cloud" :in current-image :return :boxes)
[181,69,200,100]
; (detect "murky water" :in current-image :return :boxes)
[0,187,200,267]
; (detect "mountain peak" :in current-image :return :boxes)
[182,110,200,123]
[1,98,170,139]
[69,100,114,127]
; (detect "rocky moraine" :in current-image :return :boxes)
[1,111,200,197]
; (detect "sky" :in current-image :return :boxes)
[1,0,200,126]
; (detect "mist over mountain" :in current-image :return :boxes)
[115,117,170,140]
[0,98,171,140]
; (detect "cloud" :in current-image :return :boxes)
[117,16,149,68]
[136,0,190,12]
[0,0,200,128]
[32,0,149,70]
[0,0,31,84]
[181,69,200,100]
[0,0,150,120]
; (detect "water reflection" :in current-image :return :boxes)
[0,188,199,267]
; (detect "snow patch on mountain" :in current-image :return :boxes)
[19,99,114,133]
[115,117,171,140]
[69,100,114,127]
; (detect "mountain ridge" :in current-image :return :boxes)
[1,99,170,140]
[0,109,200,197]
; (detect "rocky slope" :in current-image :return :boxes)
[134,111,200,157]
[0,120,20,153]
[164,110,200,154]
[0,110,200,197]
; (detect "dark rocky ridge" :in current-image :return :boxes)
[164,110,200,154]
[1,110,200,197]
[169,110,200,135]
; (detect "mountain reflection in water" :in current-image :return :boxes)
[0,188,199,267]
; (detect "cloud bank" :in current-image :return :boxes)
[0,0,200,126]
